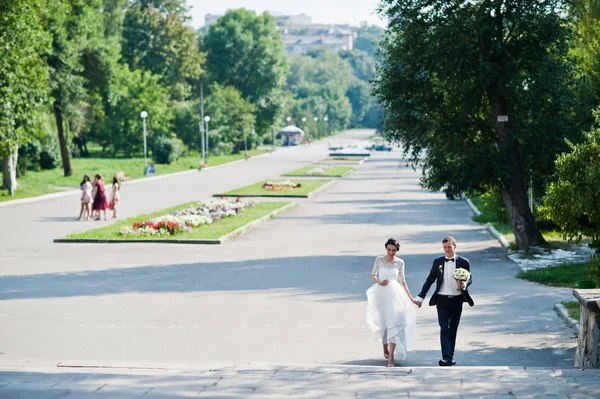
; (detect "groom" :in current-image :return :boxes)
[415,236,474,366]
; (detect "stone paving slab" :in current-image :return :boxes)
[1,365,600,398]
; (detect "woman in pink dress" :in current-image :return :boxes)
[109,175,120,219]
[91,173,108,220]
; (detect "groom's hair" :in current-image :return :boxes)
[442,236,457,245]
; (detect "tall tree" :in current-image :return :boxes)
[0,0,50,194]
[203,9,288,136]
[44,0,104,177]
[121,0,203,100]
[78,0,128,156]
[286,50,353,133]
[205,84,256,153]
[375,0,592,250]
[101,65,173,155]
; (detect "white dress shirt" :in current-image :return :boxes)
[438,255,457,296]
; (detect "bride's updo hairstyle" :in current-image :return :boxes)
[384,238,400,250]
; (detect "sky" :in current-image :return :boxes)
[186,0,385,29]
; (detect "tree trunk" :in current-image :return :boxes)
[480,2,546,250]
[53,99,73,177]
[489,98,547,250]
[2,146,19,196]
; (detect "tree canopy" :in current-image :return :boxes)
[375,0,593,249]
[203,9,288,135]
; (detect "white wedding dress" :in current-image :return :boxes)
[366,256,417,361]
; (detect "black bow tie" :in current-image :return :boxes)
[445,258,455,262]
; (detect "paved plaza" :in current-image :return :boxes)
[0,129,599,397]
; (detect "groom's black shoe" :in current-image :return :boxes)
[439,359,454,367]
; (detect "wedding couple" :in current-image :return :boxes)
[366,236,474,367]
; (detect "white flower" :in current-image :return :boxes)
[452,268,470,281]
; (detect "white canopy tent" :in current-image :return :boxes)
[279,125,305,146]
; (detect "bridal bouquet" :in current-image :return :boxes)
[452,268,470,292]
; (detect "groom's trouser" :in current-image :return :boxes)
[436,295,463,362]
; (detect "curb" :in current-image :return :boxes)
[554,303,579,335]
[0,152,274,208]
[465,197,510,250]
[465,198,482,216]
[486,223,510,250]
[307,179,336,197]
[53,202,295,245]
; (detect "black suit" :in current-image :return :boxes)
[417,255,473,363]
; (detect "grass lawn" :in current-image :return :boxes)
[63,201,290,241]
[469,195,590,250]
[0,184,61,202]
[516,261,598,287]
[1,150,268,203]
[214,180,331,198]
[282,166,354,177]
[561,301,580,321]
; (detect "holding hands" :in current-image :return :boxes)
[378,279,389,286]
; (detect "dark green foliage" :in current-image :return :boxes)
[17,140,41,176]
[121,0,203,100]
[172,100,201,151]
[286,50,353,134]
[541,114,600,251]
[153,136,183,164]
[0,0,50,156]
[205,84,256,154]
[100,65,173,155]
[203,9,287,135]
[354,23,384,58]
[39,140,61,170]
[374,0,593,249]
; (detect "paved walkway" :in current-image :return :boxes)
[0,129,595,397]
[1,363,599,398]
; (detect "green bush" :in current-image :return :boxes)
[17,140,42,176]
[471,188,509,224]
[39,138,60,170]
[152,136,185,164]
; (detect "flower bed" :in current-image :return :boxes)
[119,198,253,237]
[262,180,302,191]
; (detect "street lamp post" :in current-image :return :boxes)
[313,117,319,137]
[140,111,148,167]
[286,116,291,124]
[324,116,329,135]
[199,122,205,161]
[204,115,210,159]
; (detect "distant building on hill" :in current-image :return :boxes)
[203,12,356,54]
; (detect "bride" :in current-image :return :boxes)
[366,238,419,367]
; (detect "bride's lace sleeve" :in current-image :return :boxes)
[371,256,380,276]
[398,259,406,282]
